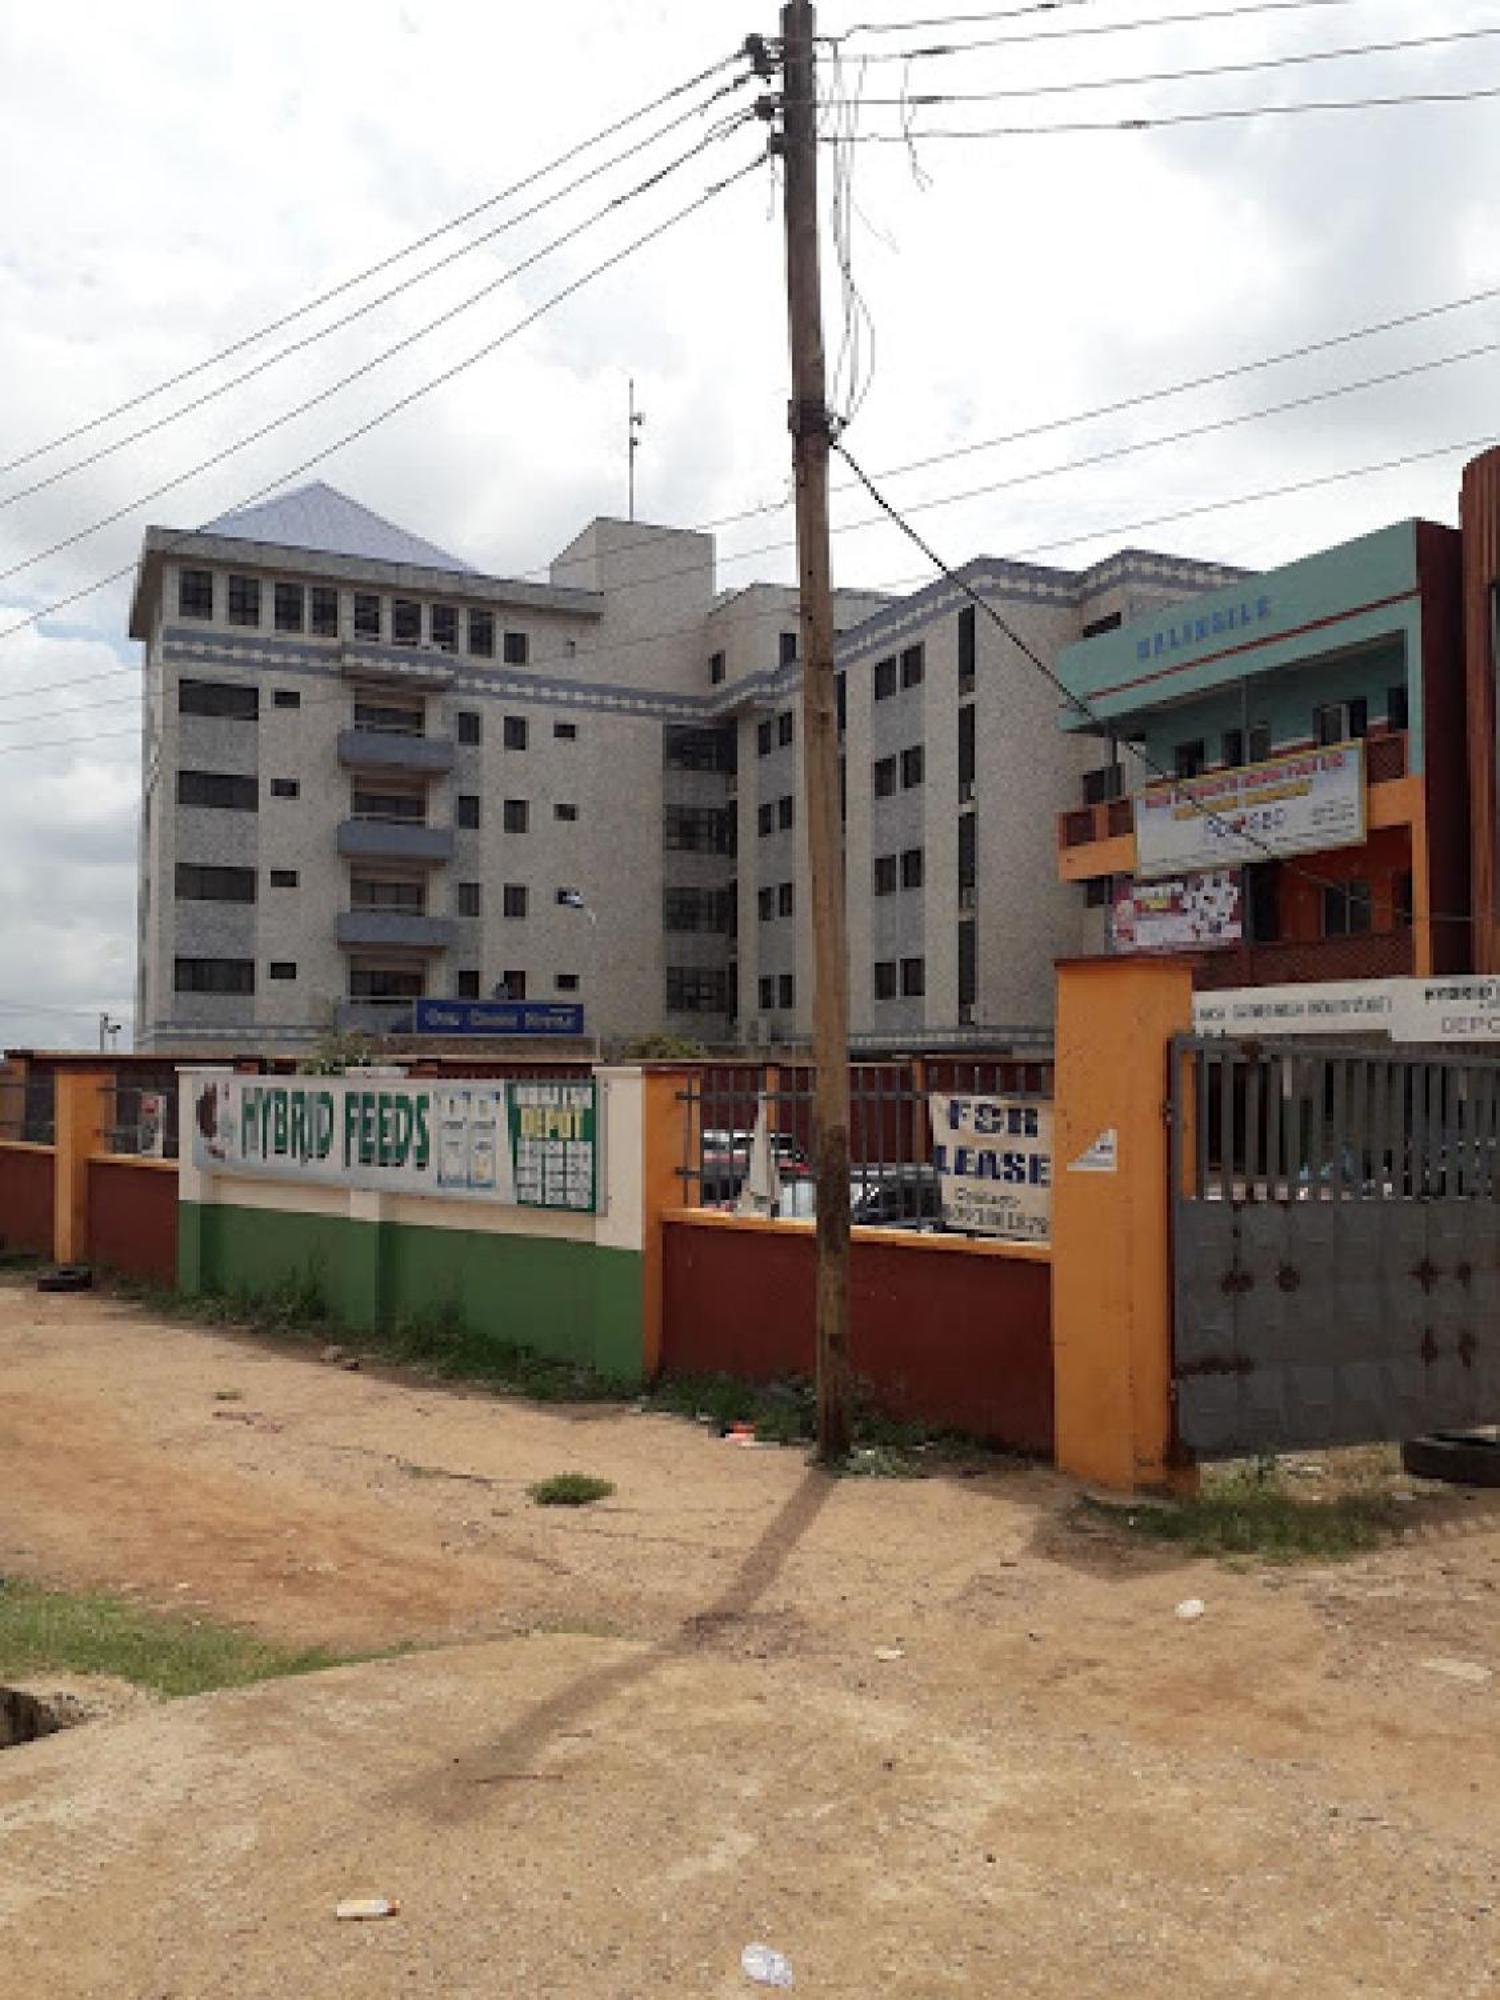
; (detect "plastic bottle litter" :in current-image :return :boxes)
[335,1897,400,1921]
[1175,1597,1206,1622]
[741,1942,795,1988]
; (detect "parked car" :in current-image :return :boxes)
[773,1165,943,1230]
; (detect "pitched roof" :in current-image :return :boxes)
[203,481,475,574]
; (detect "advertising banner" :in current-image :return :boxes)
[1135,741,1365,880]
[1110,871,1241,953]
[190,1073,597,1212]
[928,1093,1052,1242]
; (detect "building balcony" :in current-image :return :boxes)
[334,999,419,1035]
[1190,927,1415,991]
[336,818,454,865]
[336,910,453,952]
[337,728,454,776]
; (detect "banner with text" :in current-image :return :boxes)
[1110,870,1241,953]
[1135,741,1365,880]
[190,1073,597,1212]
[928,1093,1052,1242]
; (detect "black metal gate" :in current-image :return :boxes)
[1170,1035,1500,1456]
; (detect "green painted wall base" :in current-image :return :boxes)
[179,1202,644,1383]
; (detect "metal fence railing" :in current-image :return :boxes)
[99,1078,180,1159]
[0,1072,55,1145]
[678,1057,1053,1233]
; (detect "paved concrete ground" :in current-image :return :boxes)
[2,1284,1499,1996]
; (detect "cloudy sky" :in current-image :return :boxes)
[0,0,1496,1047]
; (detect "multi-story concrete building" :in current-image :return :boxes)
[130,480,1236,1052]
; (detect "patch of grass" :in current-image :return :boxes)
[0,1578,344,1698]
[528,1472,615,1508]
[0,1249,42,1273]
[644,1372,816,1444]
[1088,1464,1403,1563]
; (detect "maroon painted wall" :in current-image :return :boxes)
[0,1145,53,1257]
[661,1219,1053,1456]
[87,1159,178,1285]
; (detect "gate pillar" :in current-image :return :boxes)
[1052,957,1195,1493]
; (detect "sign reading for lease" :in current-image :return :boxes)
[191,1073,597,1212]
[928,1094,1052,1242]
[1135,741,1365,880]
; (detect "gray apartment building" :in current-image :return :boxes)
[130,481,1237,1053]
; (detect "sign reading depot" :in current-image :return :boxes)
[927,1094,1052,1242]
[191,1072,598,1213]
[1135,741,1365,880]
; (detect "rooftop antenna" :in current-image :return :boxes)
[628,377,645,522]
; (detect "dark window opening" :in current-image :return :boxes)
[1174,740,1206,779]
[179,679,258,720]
[430,605,458,653]
[468,609,495,658]
[175,957,254,995]
[503,799,529,833]
[393,599,422,646]
[274,582,304,633]
[310,586,339,638]
[899,643,924,690]
[227,575,261,626]
[353,593,382,641]
[873,656,897,701]
[503,631,528,666]
[958,605,976,694]
[178,569,213,619]
[1323,879,1372,937]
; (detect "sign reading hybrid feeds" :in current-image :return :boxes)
[1136,741,1364,880]
[191,1074,597,1212]
[928,1094,1052,1242]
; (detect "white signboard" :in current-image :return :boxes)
[928,1094,1052,1242]
[1193,980,1400,1038]
[1390,978,1500,1044]
[1111,870,1241,953]
[189,1073,598,1212]
[1136,741,1365,881]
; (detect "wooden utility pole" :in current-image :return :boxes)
[774,0,852,1461]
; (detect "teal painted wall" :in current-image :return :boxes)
[179,1202,644,1383]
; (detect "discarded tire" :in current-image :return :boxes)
[35,1266,92,1294]
[1402,1432,1500,1488]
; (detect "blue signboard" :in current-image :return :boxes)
[412,999,585,1038]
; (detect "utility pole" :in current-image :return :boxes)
[769,1,852,1461]
[628,377,644,522]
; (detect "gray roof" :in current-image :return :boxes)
[204,481,475,574]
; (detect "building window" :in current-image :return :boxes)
[780,630,798,667]
[175,864,256,903]
[353,592,382,640]
[503,798,529,833]
[758,802,774,837]
[1323,880,1372,937]
[873,755,897,797]
[758,975,776,1011]
[900,847,924,890]
[958,703,976,800]
[778,881,793,917]
[778,711,794,747]
[1388,683,1410,731]
[901,745,924,789]
[354,697,424,736]
[352,788,425,823]
[757,720,773,757]
[268,961,297,981]
[874,656,897,701]
[665,804,731,852]
[874,854,897,896]
[269,778,299,799]
[175,957,254,995]
[1174,740,1206,779]
[430,605,458,653]
[900,643,924,690]
[665,887,726,932]
[227,575,261,627]
[178,569,214,619]
[457,794,480,829]
[554,720,578,740]
[778,973,794,1009]
[503,883,528,919]
[1221,728,1244,768]
[273,688,301,709]
[457,970,480,999]
[274,582,304,633]
[1314,698,1368,746]
[900,956,925,997]
[873,960,897,1001]
[777,794,793,830]
[1085,875,1112,908]
[958,812,977,905]
[958,921,976,1010]
[666,967,729,1013]
[503,715,528,751]
[310,586,339,637]
[392,598,422,646]
[467,609,495,658]
[457,710,481,746]
[1395,871,1414,926]
[836,671,847,734]
[556,972,580,992]
[503,630,528,666]
[709,650,726,685]
[758,887,775,921]
[352,877,424,910]
[350,966,424,1000]
[270,868,298,888]
[958,605,976,694]
[178,679,258,720]
[665,726,733,771]
[458,881,481,918]
[500,970,527,1000]
[177,770,258,810]
[1248,722,1272,764]
[554,802,578,822]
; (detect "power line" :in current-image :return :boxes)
[824,25,1500,105]
[821,83,1500,137]
[0,121,756,594]
[840,0,1376,39]
[0,79,750,517]
[0,50,746,482]
[0,149,763,649]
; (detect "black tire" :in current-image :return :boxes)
[35,1265,93,1294]
[1402,1432,1500,1488]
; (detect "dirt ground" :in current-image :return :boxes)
[2,1282,1500,1997]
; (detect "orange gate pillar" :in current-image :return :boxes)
[1051,958,1195,1492]
[53,1068,109,1267]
